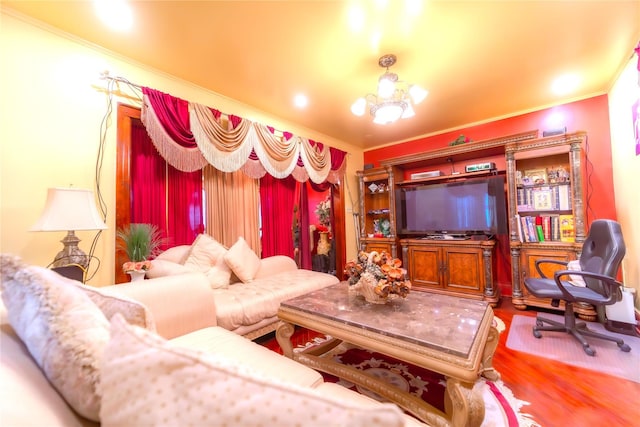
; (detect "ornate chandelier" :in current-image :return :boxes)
[351,54,428,125]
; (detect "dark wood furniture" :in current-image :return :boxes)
[400,238,499,306]
[504,132,593,319]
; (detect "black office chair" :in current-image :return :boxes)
[523,219,631,356]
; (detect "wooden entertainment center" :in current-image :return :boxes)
[358,130,592,317]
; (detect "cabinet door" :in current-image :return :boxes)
[443,247,483,294]
[365,241,393,256]
[406,246,442,290]
[520,248,574,301]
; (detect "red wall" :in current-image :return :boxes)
[364,95,616,296]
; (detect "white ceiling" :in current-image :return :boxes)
[3,1,639,149]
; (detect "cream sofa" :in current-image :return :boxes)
[0,255,425,427]
[145,238,340,339]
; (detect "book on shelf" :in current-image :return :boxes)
[560,214,575,242]
[520,215,530,242]
[526,216,538,242]
[541,215,552,240]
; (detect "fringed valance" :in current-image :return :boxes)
[141,89,208,172]
[141,87,346,183]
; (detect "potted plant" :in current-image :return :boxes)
[116,223,164,280]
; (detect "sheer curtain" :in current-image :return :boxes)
[203,165,260,252]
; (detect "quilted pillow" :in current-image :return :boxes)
[100,314,404,427]
[0,254,109,421]
[224,237,261,283]
[77,283,156,331]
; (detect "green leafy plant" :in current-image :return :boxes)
[116,223,164,262]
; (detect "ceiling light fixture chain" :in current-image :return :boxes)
[351,54,428,125]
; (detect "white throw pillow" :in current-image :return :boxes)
[100,314,404,427]
[0,254,109,421]
[567,260,587,287]
[184,234,232,288]
[224,237,261,283]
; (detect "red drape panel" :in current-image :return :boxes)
[259,174,296,258]
[298,182,312,270]
[130,122,167,243]
[167,166,204,246]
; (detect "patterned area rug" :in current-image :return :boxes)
[295,317,538,427]
[506,314,640,383]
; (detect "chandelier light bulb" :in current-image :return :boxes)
[401,102,415,119]
[351,98,367,116]
[409,85,428,104]
[377,76,396,99]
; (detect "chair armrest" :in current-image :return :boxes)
[534,259,568,278]
[101,273,217,339]
[553,270,624,305]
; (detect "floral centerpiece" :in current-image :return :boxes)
[116,223,164,277]
[314,195,331,228]
[344,251,411,304]
[122,260,152,274]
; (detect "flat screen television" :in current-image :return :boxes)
[395,176,507,237]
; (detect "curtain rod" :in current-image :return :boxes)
[100,72,142,90]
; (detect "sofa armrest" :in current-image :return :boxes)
[255,256,298,279]
[101,273,216,339]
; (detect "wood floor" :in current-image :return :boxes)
[492,299,639,427]
[262,298,640,426]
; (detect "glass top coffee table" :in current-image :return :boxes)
[276,282,500,427]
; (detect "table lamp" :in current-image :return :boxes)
[30,187,107,268]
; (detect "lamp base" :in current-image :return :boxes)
[51,231,88,269]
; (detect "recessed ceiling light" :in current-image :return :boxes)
[95,0,133,32]
[294,94,308,109]
[551,73,580,96]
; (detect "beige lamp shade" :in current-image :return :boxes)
[31,188,107,232]
[31,188,107,269]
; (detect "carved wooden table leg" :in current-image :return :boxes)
[480,326,501,381]
[444,378,484,427]
[275,321,295,358]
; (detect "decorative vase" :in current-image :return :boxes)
[351,273,390,304]
[127,270,146,282]
[317,231,331,256]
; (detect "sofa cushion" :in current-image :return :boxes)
[223,236,261,283]
[100,314,404,427]
[212,269,340,331]
[0,254,109,421]
[169,326,324,388]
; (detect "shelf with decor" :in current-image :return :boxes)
[356,166,402,258]
[505,131,595,320]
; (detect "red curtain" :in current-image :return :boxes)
[260,174,296,258]
[131,120,203,249]
[167,167,204,246]
[130,122,167,242]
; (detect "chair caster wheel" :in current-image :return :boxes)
[619,343,631,352]
[533,329,542,339]
[583,346,596,356]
